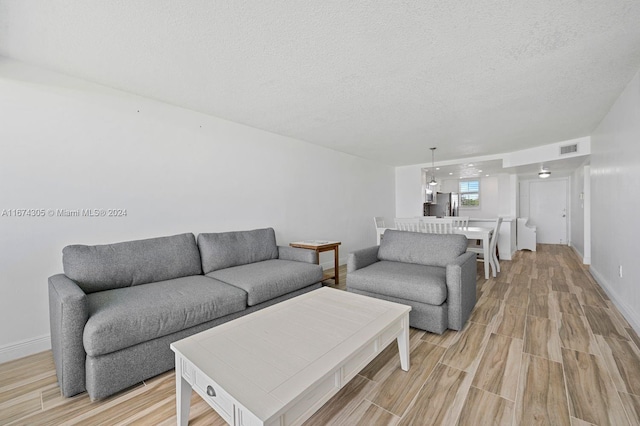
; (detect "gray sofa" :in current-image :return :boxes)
[48,228,323,400]
[346,230,477,334]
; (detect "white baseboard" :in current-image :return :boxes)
[590,266,640,334]
[570,245,590,265]
[0,334,51,364]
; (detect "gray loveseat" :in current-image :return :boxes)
[346,230,477,334]
[48,228,322,400]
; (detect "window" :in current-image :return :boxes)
[459,180,480,207]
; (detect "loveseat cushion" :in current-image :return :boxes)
[378,230,467,267]
[63,233,202,294]
[83,276,246,356]
[207,259,323,306]
[347,260,447,305]
[198,228,279,274]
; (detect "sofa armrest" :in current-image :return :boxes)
[445,252,477,330]
[278,245,318,264]
[347,246,380,273]
[48,274,89,397]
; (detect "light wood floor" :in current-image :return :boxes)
[3,245,640,425]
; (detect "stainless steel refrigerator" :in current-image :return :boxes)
[423,192,460,217]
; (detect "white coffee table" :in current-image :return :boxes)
[170,287,411,426]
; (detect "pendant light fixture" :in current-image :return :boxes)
[428,147,438,186]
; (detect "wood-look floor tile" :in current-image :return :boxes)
[524,316,562,362]
[41,383,65,410]
[626,327,640,352]
[552,280,571,293]
[594,283,611,301]
[558,313,599,355]
[457,386,514,426]
[606,301,631,329]
[0,393,42,425]
[571,417,596,426]
[358,339,399,383]
[468,296,501,325]
[583,306,629,341]
[398,363,471,426]
[530,280,552,298]
[485,281,511,300]
[512,273,530,287]
[471,333,522,401]
[618,392,640,426]
[304,374,376,425]
[151,392,228,426]
[577,287,608,308]
[571,272,596,290]
[556,292,584,316]
[0,351,55,389]
[183,398,229,426]
[441,322,491,373]
[421,328,459,348]
[0,373,57,405]
[493,303,526,340]
[70,373,176,425]
[504,287,529,308]
[595,335,640,397]
[359,328,425,383]
[516,354,570,426]
[367,341,445,417]
[340,399,400,425]
[528,293,557,320]
[561,347,629,425]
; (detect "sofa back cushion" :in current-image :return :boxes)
[63,233,202,293]
[198,228,279,274]
[378,230,467,267]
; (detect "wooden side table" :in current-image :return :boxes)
[289,241,341,285]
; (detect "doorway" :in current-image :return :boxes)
[528,179,568,244]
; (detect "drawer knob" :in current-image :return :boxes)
[206,385,216,397]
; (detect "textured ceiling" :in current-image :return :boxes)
[1,1,640,166]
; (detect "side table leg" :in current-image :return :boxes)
[334,246,340,285]
[175,357,192,426]
[397,315,410,371]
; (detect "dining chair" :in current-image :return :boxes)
[451,216,469,230]
[374,217,387,245]
[394,217,421,232]
[373,216,386,229]
[420,218,454,234]
[467,217,502,276]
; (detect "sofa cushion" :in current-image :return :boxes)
[347,260,447,305]
[207,259,323,306]
[63,233,202,294]
[198,228,279,274]
[83,276,247,356]
[377,230,467,267]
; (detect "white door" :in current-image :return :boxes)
[529,179,568,244]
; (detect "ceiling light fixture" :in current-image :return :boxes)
[538,169,551,178]
[428,147,438,186]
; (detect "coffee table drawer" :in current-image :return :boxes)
[194,368,234,422]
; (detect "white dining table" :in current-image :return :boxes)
[455,226,494,280]
[376,226,495,280]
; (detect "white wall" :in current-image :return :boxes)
[395,165,423,217]
[590,68,640,331]
[0,58,395,361]
[570,162,591,264]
